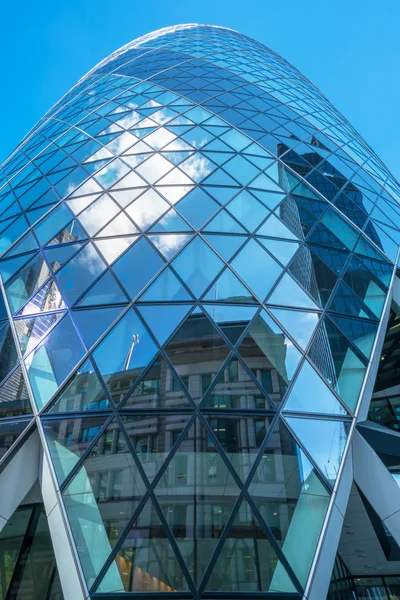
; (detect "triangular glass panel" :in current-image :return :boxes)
[309,243,349,277]
[289,246,338,307]
[204,266,256,303]
[328,281,374,320]
[0,323,20,384]
[204,497,297,593]
[237,310,302,407]
[34,203,74,246]
[43,414,109,484]
[156,185,195,204]
[329,314,378,360]
[203,304,258,346]
[284,415,350,483]
[248,417,330,587]
[164,310,232,405]
[48,219,92,246]
[112,237,165,300]
[148,233,192,260]
[56,243,106,305]
[138,267,193,302]
[62,419,147,587]
[97,211,138,236]
[256,213,298,240]
[201,355,271,410]
[355,235,388,263]
[283,359,347,416]
[204,413,274,481]
[203,208,246,233]
[269,308,319,350]
[94,236,139,265]
[0,365,32,417]
[25,314,86,410]
[171,236,224,298]
[308,318,367,412]
[92,308,158,395]
[226,190,269,233]
[343,255,387,318]
[258,238,299,267]
[0,419,31,463]
[231,239,282,302]
[149,207,193,233]
[5,231,38,257]
[44,242,84,272]
[96,497,190,593]
[18,279,66,316]
[153,416,240,584]
[176,187,219,229]
[66,192,102,214]
[202,234,246,261]
[15,311,65,356]
[78,269,129,307]
[267,273,319,310]
[120,353,193,410]
[0,253,35,284]
[109,188,146,209]
[137,304,193,346]
[46,358,109,413]
[125,188,170,231]
[72,306,125,349]
[5,253,51,314]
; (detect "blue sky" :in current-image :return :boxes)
[2,0,400,179]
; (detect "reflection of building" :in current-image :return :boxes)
[0,22,400,600]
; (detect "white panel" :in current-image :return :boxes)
[353,430,400,524]
[47,502,87,600]
[39,450,59,517]
[0,431,39,531]
[334,444,353,517]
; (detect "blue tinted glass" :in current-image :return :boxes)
[112,237,164,299]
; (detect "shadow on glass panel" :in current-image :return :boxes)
[0,504,64,600]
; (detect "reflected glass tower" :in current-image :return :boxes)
[0,23,400,600]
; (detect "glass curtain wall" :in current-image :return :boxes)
[0,22,399,600]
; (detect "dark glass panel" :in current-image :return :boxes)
[154,417,239,583]
[164,311,231,405]
[0,366,32,417]
[122,414,192,483]
[121,354,192,409]
[237,310,301,406]
[205,498,297,593]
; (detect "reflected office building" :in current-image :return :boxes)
[1,24,400,600]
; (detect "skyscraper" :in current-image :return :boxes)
[0,22,399,600]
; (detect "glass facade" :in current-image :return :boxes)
[0,22,400,599]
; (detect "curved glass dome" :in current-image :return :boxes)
[0,24,399,598]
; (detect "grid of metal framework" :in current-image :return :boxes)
[0,23,399,599]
